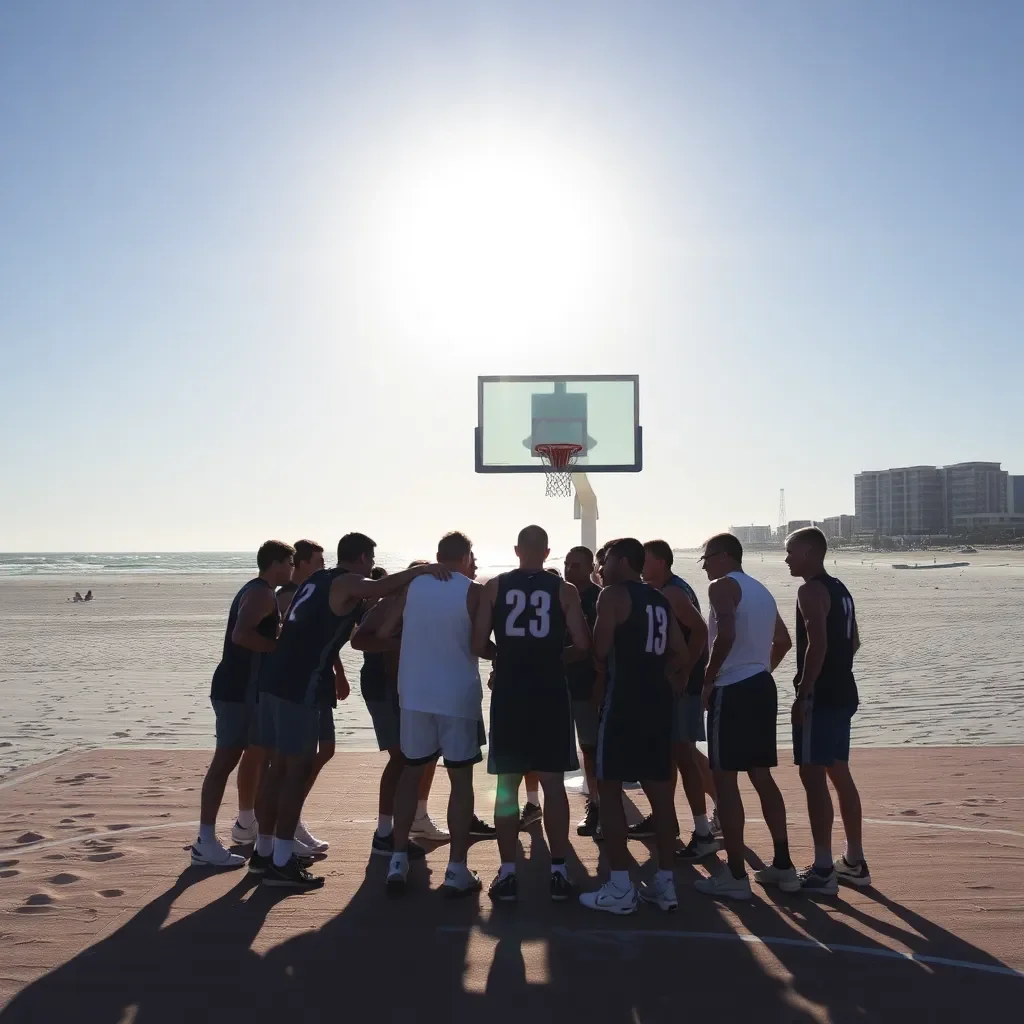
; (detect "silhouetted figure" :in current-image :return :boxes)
[84,590,94,602]
[72,592,83,603]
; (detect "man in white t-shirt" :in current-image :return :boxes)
[374,531,494,897]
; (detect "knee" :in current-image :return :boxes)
[799,764,826,789]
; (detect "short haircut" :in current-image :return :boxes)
[437,531,472,562]
[407,559,429,568]
[595,540,617,564]
[257,540,295,572]
[704,532,743,564]
[545,567,562,578]
[787,526,828,557]
[607,537,646,573]
[337,532,376,563]
[292,539,324,567]
[643,539,673,568]
[517,524,549,551]
[565,545,594,567]
[370,566,388,580]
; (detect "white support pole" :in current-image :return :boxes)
[572,472,599,552]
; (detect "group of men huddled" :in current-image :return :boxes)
[192,524,870,912]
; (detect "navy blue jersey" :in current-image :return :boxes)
[667,573,709,696]
[210,578,279,702]
[566,583,600,700]
[260,568,364,707]
[795,573,859,710]
[493,569,567,681]
[604,580,673,716]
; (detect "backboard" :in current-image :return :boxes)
[475,375,641,473]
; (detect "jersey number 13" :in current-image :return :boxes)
[645,604,668,655]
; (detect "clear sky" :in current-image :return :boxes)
[2,1,1022,556]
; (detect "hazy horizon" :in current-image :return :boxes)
[3,2,1022,555]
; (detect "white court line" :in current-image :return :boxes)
[0,750,89,793]
[438,925,1024,980]
[746,816,1024,840]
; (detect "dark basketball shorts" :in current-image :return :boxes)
[793,703,854,767]
[488,677,579,776]
[258,692,319,758]
[707,671,778,772]
[317,703,336,749]
[365,692,401,751]
[211,698,260,749]
[596,687,673,783]
[671,692,706,744]
[571,699,599,749]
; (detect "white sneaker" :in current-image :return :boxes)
[639,877,678,911]
[292,835,319,859]
[294,820,329,853]
[231,818,258,845]
[386,856,409,895]
[694,869,752,900]
[409,813,450,842]
[190,837,246,869]
[753,864,801,893]
[579,880,639,915]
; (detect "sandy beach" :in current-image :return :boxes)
[1,551,1023,777]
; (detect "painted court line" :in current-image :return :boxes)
[437,925,1024,980]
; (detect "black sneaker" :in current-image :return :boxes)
[834,855,872,887]
[440,867,483,899]
[550,870,573,902]
[247,851,272,876]
[799,865,839,896]
[577,800,600,836]
[370,832,426,859]
[626,814,655,839]
[261,855,324,890]
[519,802,542,830]
[469,815,497,839]
[488,872,518,902]
[675,830,721,861]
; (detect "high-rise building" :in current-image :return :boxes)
[943,462,1008,529]
[729,525,774,546]
[823,515,855,541]
[1009,475,1024,515]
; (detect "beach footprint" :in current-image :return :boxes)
[98,889,124,898]
[47,873,81,886]
[900,809,920,817]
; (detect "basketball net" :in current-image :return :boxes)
[535,443,583,498]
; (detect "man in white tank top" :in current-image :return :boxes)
[372,531,494,899]
[693,533,800,901]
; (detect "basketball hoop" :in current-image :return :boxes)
[535,443,583,498]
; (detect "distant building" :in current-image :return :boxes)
[786,520,812,535]
[729,525,774,546]
[1009,475,1024,515]
[855,462,1009,535]
[823,515,855,541]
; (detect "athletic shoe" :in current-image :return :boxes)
[519,802,542,829]
[190,838,246,869]
[294,820,329,854]
[469,815,497,839]
[370,832,426,859]
[709,808,722,837]
[639,876,679,912]
[262,855,324,890]
[626,814,655,839]
[292,836,320,859]
[834,855,872,887]
[694,869,752,900]
[550,871,573,902]
[247,851,272,876]
[488,872,518,902]
[440,867,482,899]
[409,813,450,842]
[386,857,409,896]
[577,800,601,836]
[675,830,721,861]
[799,866,839,896]
[579,880,639,915]
[753,864,801,893]
[231,818,258,845]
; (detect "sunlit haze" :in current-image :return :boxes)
[2,2,1022,556]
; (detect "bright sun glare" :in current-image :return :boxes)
[365,126,627,345]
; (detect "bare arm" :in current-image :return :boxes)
[471,578,499,658]
[276,588,295,618]
[852,620,861,658]
[561,582,591,655]
[769,611,793,673]
[664,586,708,672]
[467,582,496,660]
[330,562,450,615]
[231,587,278,653]
[590,586,628,708]
[665,612,690,693]
[794,582,829,697]
[350,597,403,653]
[703,577,740,686]
[334,654,350,701]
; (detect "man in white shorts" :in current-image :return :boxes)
[375,531,493,897]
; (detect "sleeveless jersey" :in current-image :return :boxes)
[708,571,778,687]
[566,583,600,700]
[795,573,859,710]
[493,569,567,680]
[667,573,708,696]
[604,580,673,713]
[210,578,279,703]
[260,567,364,707]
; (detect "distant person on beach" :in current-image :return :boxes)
[190,540,294,869]
[695,533,798,901]
[72,591,83,602]
[375,531,489,898]
[83,590,93,602]
[785,527,870,892]
[563,545,602,836]
[642,539,720,860]
[580,537,689,914]
[474,525,590,904]
[251,534,449,891]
